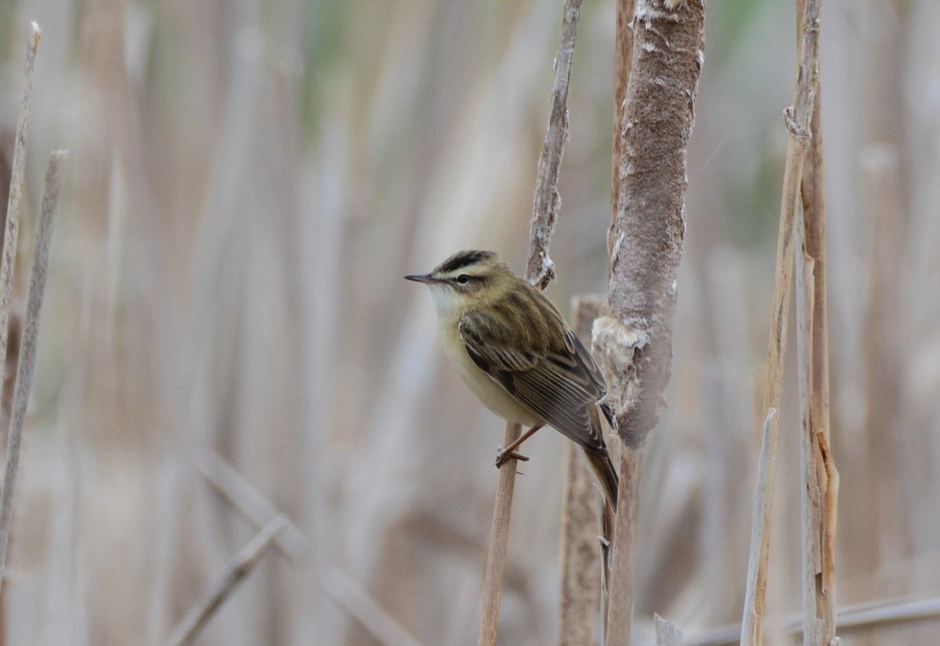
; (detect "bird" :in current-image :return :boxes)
[405,249,618,509]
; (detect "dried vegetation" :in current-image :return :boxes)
[0,0,938,644]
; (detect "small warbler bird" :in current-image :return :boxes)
[405,250,618,508]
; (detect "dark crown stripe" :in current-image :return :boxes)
[435,250,497,274]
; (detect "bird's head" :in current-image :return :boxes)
[405,250,512,315]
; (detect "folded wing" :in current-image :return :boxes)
[458,310,608,455]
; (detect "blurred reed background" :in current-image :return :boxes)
[0,0,938,644]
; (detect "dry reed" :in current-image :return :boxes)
[739,0,824,641]
[0,150,67,588]
[556,296,605,646]
[166,515,288,646]
[602,0,705,642]
[478,1,583,643]
[797,7,838,636]
[200,451,421,645]
[0,23,39,394]
[1,0,938,644]
[687,591,940,646]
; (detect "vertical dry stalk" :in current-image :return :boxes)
[478,420,522,646]
[598,0,705,642]
[0,151,67,590]
[799,48,837,645]
[796,10,838,640]
[739,0,823,643]
[166,515,288,646]
[0,27,41,627]
[795,214,821,645]
[740,131,797,646]
[526,0,583,290]
[740,408,778,646]
[0,23,40,418]
[0,315,21,445]
[557,441,603,645]
[556,297,605,646]
[816,434,838,642]
[611,0,636,223]
[603,3,634,641]
[478,1,583,643]
[605,447,643,645]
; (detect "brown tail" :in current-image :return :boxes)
[582,447,618,510]
[583,446,617,598]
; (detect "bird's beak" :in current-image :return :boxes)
[404,273,436,284]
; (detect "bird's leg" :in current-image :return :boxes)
[495,425,544,468]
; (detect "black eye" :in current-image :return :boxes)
[456,274,471,285]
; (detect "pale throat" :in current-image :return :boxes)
[428,284,465,320]
[428,285,542,427]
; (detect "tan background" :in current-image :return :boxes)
[0,0,938,643]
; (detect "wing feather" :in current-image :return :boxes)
[458,309,608,454]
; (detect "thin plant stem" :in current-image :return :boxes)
[525,0,584,291]
[478,421,523,646]
[799,25,837,640]
[740,408,779,646]
[0,23,41,422]
[795,207,821,645]
[556,442,603,646]
[685,592,940,646]
[198,452,308,560]
[605,446,643,645]
[478,1,583,643]
[817,432,839,639]
[556,297,605,646]
[199,451,423,646]
[739,0,823,641]
[0,150,68,590]
[610,0,636,225]
[165,515,288,646]
[796,83,839,644]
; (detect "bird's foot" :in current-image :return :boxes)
[495,446,529,468]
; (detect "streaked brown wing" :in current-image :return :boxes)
[564,329,607,396]
[458,310,608,454]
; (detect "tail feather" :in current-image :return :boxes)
[584,403,619,509]
[582,447,619,510]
